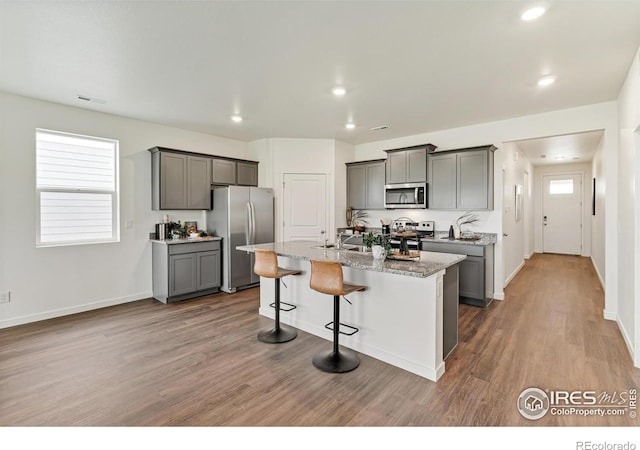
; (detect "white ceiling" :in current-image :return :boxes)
[511,130,604,166]
[1,1,639,145]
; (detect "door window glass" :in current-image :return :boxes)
[549,179,573,195]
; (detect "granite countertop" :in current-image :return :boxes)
[421,231,497,246]
[236,240,465,279]
[150,236,223,245]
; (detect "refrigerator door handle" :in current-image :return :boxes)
[250,202,257,244]
[245,202,252,245]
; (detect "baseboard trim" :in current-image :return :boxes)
[590,256,605,289]
[603,309,616,321]
[615,315,635,365]
[493,292,505,301]
[524,251,535,260]
[504,260,526,288]
[0,292,152,330]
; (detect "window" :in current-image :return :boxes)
[549,179,573,195]
[36,129,119,246]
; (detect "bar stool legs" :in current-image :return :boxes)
[258,278,297,344]
[312,294,360,373]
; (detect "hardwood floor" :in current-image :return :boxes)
[1,253,638,426]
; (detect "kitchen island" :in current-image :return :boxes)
[237,241,465,381]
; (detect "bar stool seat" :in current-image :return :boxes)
[255,249,301,344]
[310,260,366,373]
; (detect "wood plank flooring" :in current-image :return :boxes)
[1,253,638,426]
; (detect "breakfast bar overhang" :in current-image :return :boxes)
[237,241,465,382]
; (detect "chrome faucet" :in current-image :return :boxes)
[336,232,359,250]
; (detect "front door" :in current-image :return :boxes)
[283,173,328,242]
[542,173,582,255]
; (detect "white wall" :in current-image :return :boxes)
[0,91,250,328]
[354,102,619,304]
[616,45,640,365]
[591,135,606,287]
[248,138,337,242]
[532,162,593,257]
[501,143,534,286]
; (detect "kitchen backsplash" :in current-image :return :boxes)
[352,208,498,233]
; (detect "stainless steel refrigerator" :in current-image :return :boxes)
[207,186,274,293]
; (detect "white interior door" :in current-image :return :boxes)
[542,173,582,255]
[283,173,327,241]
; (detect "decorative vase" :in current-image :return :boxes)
[372,245,386,260]
[453,226,461,239]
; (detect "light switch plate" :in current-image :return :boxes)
[0,291,10,304]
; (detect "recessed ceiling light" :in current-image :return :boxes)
[538,75,556,87]
[231,115,243,123]
[345,122,356,129]
[521,6,546,21]
[554,155,565,160]
[540,155,546,159]
[370,125,389,131]
[332,86,346,96]
[573,157,580,160]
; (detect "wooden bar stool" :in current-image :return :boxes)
[254,249,301,344]
[309,260,366,373]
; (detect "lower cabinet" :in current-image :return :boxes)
[421,241,494,307]
[153,240,221,303]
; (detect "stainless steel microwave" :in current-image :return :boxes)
[384,182,427,209]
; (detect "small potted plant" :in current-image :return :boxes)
[363,232,391,260]
[348,209,369,233]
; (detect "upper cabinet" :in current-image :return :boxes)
[211,158,236,185]
[236,161,259,186]
[187,155,213,209]
[428,145,495,210]
[384,144,436,184]
[151,148,212,210]
[150,147,259,210]
[211,158,259,186]
[346,159,385,210]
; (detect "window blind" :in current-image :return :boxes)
[36,129,119,246]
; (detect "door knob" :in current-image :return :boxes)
[503,233,509,237]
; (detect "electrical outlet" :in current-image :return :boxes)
[125,220,134,229]
[149,232,156,239]
[0,291,10,304]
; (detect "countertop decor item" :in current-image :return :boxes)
[348,208,369,231]
[363,232,391,256]
[455,211,479,234]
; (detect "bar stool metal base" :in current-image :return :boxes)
[258,326,297,344]
[312,348,360,373]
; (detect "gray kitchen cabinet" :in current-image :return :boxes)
[384,144,435,184]
[428,152,457,209]
[212,158,237,185]
[169,253,197,297]
[152,240,222,303]
[150,148,212,210]
[458,256,485,300]
[421,241,494,307]
[346,159,385,210]
[347,164,366,209]
[236,161,258,186]
[187,155,212,209]
[428,145,495,210]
